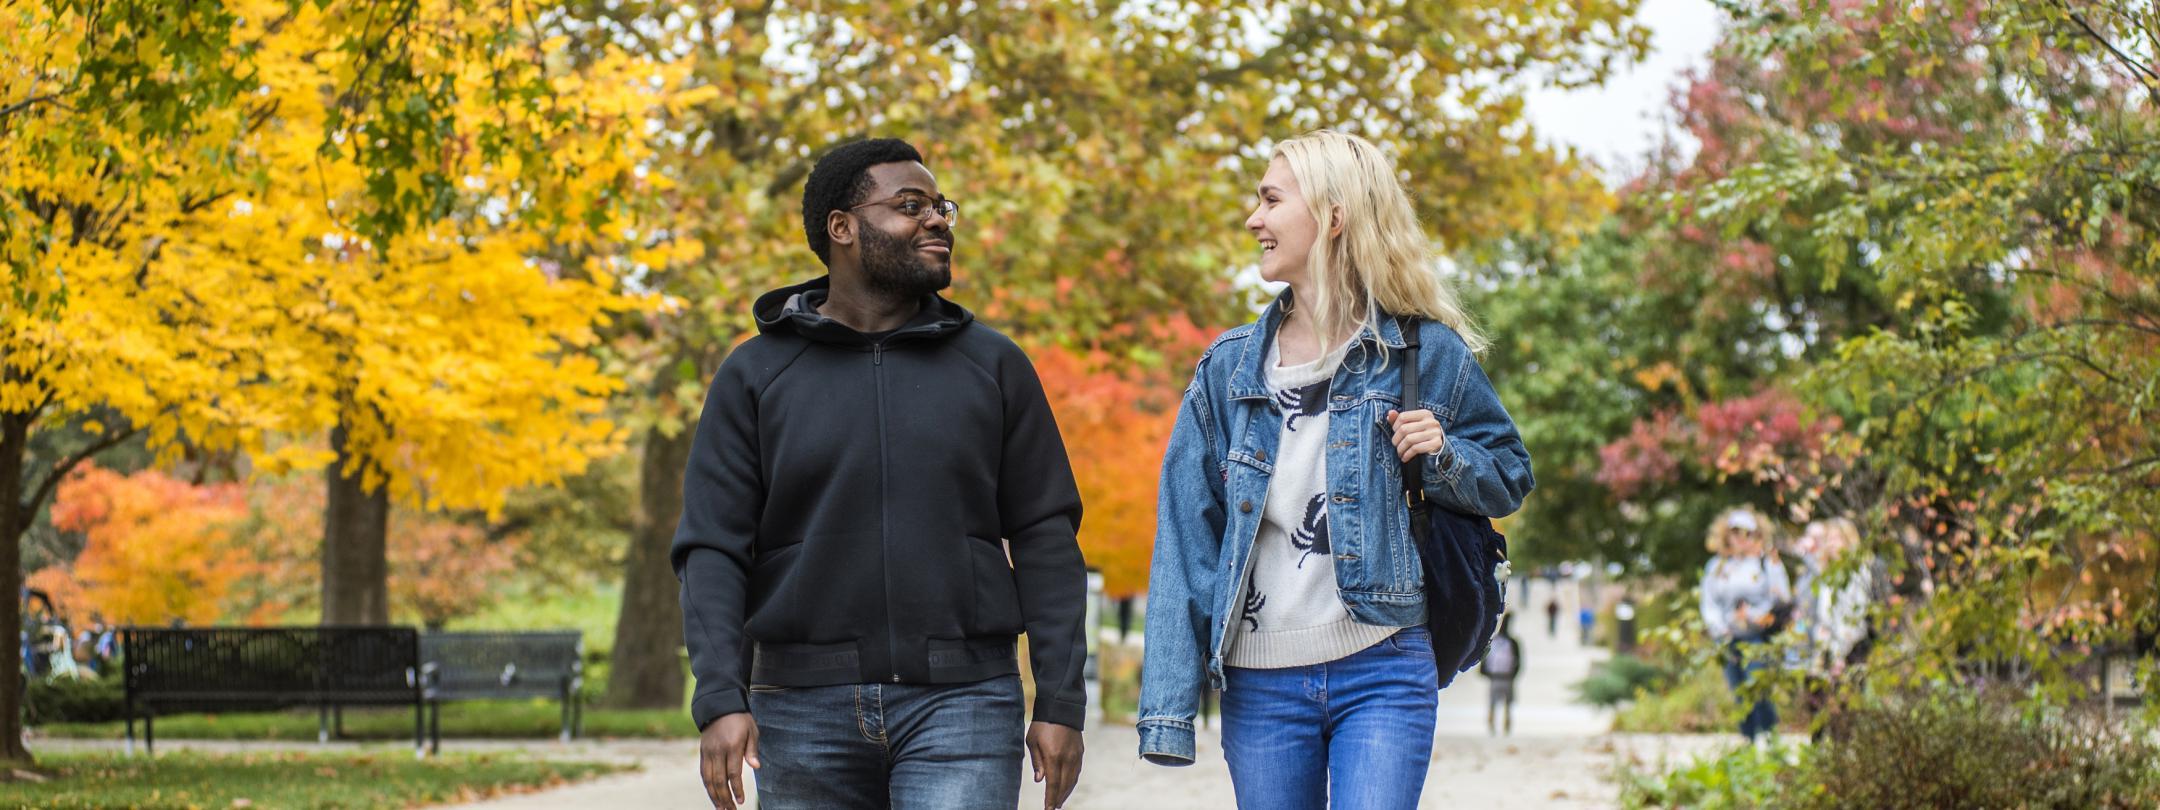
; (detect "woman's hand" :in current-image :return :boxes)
[1386,409,1447,462]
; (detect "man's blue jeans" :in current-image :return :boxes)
[1221,627,1439,810]
[747,675,1024,810]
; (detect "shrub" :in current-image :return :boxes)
[1623,688,2160,810]
[1793,691,2160,810]
[1098,641,1141,724]
[1618,741,1798,810]
[1614,664,1733,733]
[27,673,127,725]
[1576,653,1669,707]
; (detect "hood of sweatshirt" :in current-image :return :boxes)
[751,275,973,348]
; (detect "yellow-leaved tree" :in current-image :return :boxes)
[1,0,684,762]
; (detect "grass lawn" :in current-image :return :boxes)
[3,750,631,809]
[37,699,693,741]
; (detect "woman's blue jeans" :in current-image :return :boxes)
[1723,639,1780,740]
[1221,626,1439,810]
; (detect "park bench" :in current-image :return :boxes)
[121,626,425,757]
[418,630,584,754]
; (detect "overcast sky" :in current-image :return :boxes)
[1520,0,1726,183]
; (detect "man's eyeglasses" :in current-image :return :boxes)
[850,193,959,225]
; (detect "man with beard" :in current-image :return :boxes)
[675,138,1087,810]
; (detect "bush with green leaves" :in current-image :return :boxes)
[1576,654,1671,708]
[1791,690,2160,810]
[1624,688,2160,810]
[1614,664,1734,734]
[26,673,126,725]
[1619,741,1797,810]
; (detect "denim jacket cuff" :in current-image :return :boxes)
[1136,717,1197,766]
[1422,439,1464,489]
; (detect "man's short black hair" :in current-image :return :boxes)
[802,138,925,266]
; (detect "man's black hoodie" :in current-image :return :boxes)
[673,276,1088,731]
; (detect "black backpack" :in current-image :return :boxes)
[1397,317,1511,688]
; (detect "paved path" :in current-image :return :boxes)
[440,578,1728,808]
[46,580,1735,807]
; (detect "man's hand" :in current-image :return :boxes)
[698,713,760,810]
[1386,409,1447,462]
[1026,721,1082,810]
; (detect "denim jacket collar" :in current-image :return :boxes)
[1226,293,1410,402]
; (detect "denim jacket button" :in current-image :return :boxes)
[1239,500,1253,513]
[1256,449,1268,461]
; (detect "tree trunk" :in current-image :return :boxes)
[603,421,694,709]
[321,421,390,624]
[0,412,35,764]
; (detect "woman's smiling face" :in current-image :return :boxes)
[1246,157,1321,287]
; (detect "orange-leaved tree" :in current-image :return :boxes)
[34,465,248,626]
[219,474,525,629]
[390,518,522,631]
[1035,319,1218,599]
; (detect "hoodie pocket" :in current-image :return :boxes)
[969,538,1024,635]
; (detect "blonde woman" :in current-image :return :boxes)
[1137,130,1534,808]
[1699,507,1792,742]
[1795,517,1874,679]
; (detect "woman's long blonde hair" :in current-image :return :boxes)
[1272,129,1488,355]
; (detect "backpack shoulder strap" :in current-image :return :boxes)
[1396,316,1422,504]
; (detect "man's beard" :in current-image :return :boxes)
[858,223,951,299]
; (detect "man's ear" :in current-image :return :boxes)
[828,209,856,248]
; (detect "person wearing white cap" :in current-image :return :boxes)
[1699,506,1792,742]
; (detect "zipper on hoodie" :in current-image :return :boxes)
[873,338,899,682]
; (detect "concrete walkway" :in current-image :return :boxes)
[442,578,1728,809]
[46,580,1734,807]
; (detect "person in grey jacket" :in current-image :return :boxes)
[1699,507,1791,741]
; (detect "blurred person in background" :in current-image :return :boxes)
[1794,517,1877,737]
[1480,614,1523,736]
[1699,507,1792,743]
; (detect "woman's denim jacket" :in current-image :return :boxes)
[1135,304,1534,765]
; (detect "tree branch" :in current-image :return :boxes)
[2054,0,2160,101]
[21,426,142,524]
[0,93,71,122]
[2059,454,2160,478]
[485,514,534,542]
